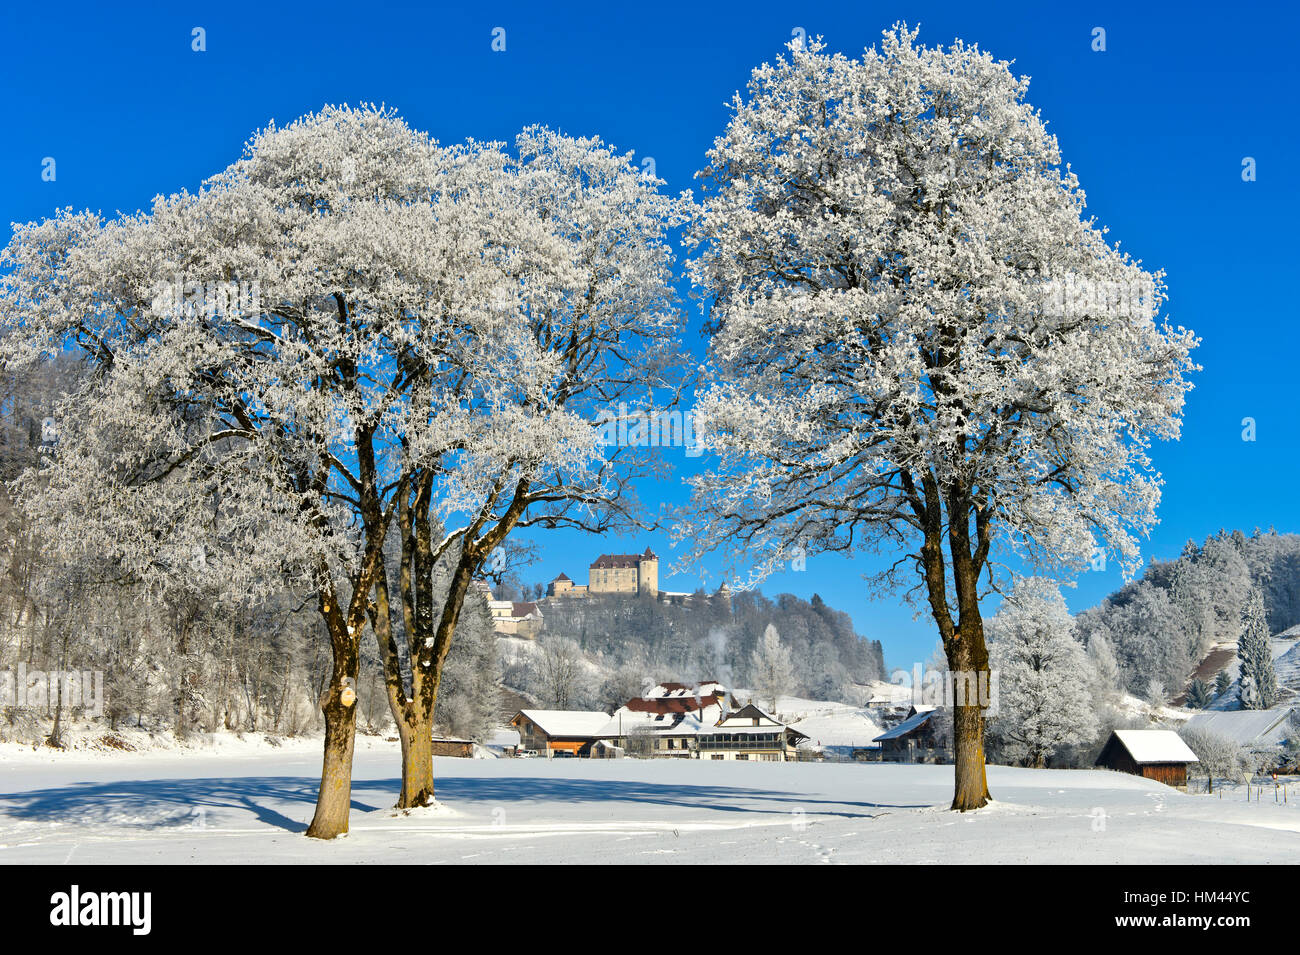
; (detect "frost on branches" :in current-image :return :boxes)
[678,26,1198,809]
[0,105,688,835]
[987,578,1097,768]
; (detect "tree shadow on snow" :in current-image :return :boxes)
[0,773,926,832]
[421,775,924,818]
[0,775,384,833]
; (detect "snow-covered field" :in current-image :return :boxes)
[2,739,1298,864]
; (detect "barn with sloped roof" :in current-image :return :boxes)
[1095,729,1199,788]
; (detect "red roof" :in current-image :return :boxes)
[624,691,726,714]
[512,601,541,618]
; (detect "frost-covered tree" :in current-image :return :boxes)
[749,623,794,713]
[0,106,451,835]
[0,106,685,834]
[1237,587,1277,710]
[1078,581,1195,695]
[598,661,653,714]
[1147,679,1166,706]
[534,636,588,710]
[987,579,1097,768]
[1085,626,1122,708]
[1180,728,1252,792]
[677,26,1197,808]
[432,590,500,743]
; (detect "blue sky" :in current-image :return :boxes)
[3,0,1297,668]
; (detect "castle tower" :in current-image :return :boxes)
[637,546,659,597]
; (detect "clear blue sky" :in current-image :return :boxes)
[3,0,1297,669]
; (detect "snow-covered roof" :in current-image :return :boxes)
[1184,708,1295,747]
[1111,729,1199,764]
[715,703,782,726]
[699,704,807,739]
[598,706,716,737]
[514,710,610,738]
[646,681,726,699]
[873,708,937,742]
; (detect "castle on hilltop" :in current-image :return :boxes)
[483,546,731,640]
[549,547,659,598]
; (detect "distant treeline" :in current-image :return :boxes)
[528,587,887,705]
[1076,529,1300,697]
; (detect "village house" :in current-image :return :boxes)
[510,709,611,756]
[871,706,948,763]
[1095,729,1199,788]
[476,578,545,639]
[695,702,810,761]
[600,681,732,757]
[488,599,543,639]
[509,682,811,760]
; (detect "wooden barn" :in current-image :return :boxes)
[430,737,475,758]
[1095,729,1199,788]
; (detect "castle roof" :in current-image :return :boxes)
[591,548,658,569]
[551,572,571,582]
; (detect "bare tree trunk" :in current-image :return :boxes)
[303,532,384,840]
[911,471,992,811]
[307,686,358,839]
[276,653,291,733]
[174,610,193,741]
[49,666,63,748]
[946,629,991,809]
[400,717,433,806]
[946,486,992,811]
[370,474,445,809]
[306,605,361,839]
[950,704,989,808]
